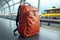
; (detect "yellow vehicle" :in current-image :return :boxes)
[41,7,60,19]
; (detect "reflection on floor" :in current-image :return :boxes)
[0,18,60,40]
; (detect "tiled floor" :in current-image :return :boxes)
[0,18,60,40]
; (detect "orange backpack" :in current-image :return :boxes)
[17,4,40,38]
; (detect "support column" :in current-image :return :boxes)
[38,0,40,11]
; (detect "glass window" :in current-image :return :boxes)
[4,4,8,8]
[14,3,20,13]
[1,9,4,15]
[3,5,5,8]
[4,5,5,8]
[0,10,1,13]
[5,8,9,14]
[13,0,20,4]
[0,8,2,14]
[10,6,14,13]
[5,8,7,14]
[25,0,38,8]
[8,1,13,6]
[1,7,4,15]
[7,8,9,14]
[3,9,4,14]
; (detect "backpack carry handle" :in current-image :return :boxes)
[24,2,31,6]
